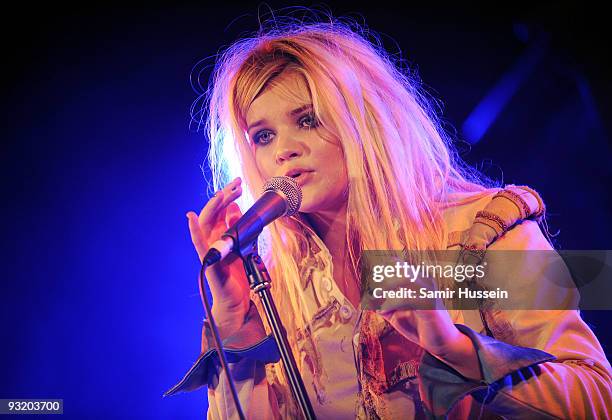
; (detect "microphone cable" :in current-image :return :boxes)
[198,251,246,420]
[193,177,302,420]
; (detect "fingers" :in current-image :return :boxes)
[185,178,244,259]
[198,177,242,228]
[225,202,243,228]
[195,190,225,228]
[216,178,243,211]
[186,212,207,260]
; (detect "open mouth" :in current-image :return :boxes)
[286,170,314,185]
[286,170,312,179]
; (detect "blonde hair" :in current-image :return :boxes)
[195,17,489,399]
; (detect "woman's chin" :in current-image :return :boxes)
[296,196,348,216]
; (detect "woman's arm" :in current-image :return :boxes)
[420,220,612,418]
[164,301,285,419]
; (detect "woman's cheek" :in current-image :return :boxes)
[254,152,275,180]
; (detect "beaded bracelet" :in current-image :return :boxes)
[459,244,487,265]
[475,210,509,236]
[516,185,546,218]
[493,189,530,219]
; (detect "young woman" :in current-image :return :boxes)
[165,19,611,418]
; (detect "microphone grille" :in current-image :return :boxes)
[262,176,302,216]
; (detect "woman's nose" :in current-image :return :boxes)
[275,137,303,164]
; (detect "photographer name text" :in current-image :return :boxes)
[371,287,509,300]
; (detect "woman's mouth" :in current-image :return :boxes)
[286,170,314,186]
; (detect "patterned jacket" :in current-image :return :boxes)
[165,186,611,419]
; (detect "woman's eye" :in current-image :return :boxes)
[298,113,318,129]
[253,130,274,146]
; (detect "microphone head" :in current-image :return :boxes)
[262,176,302,216]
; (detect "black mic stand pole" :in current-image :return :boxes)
[240,245,316,420]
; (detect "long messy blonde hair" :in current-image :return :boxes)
[195,16,488,365]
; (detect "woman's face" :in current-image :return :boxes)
[245,70,349,214]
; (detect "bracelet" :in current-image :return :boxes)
[475,210,508,235]
[459,244,487,265]
[493,188,529,219]
[517,185,546,218]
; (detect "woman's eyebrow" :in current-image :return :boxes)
[247,119,266,133]
[289,104,313,116]
[247,104,313,132]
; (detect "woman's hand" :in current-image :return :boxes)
[186,177,251,338]
[376,275,482,380]
[378,309,461,358]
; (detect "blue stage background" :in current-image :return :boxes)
[2,3,610,418]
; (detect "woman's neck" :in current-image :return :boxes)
[304,204,362,307]
[303,204,347,260]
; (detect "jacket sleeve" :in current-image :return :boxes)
[163,301,284,419]
[419,220,612,419]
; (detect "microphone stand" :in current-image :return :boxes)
[239,242,316,420]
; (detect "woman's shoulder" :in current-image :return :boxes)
[439,185,549,251]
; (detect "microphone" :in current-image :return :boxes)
[202,176,302,265]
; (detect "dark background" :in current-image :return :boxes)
[1,2,610,418]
